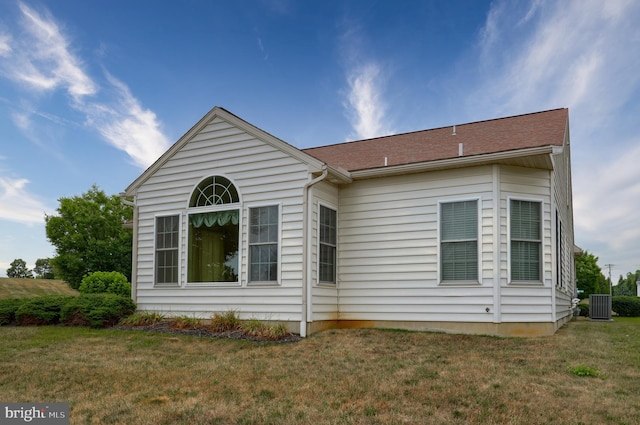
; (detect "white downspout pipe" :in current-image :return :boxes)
[120,193,138,303]
[301,166,328,337]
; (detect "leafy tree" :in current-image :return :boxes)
[575,250,608,299]
[6,259,33,278]
[34,258,55,279]
[613,271,639,296]
[45,185,133,289]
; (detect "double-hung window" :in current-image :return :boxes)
[510,200,541,281]
[440,200,478,282]
[319,205,337,284]
[155,215,180,285]
[249,205,279,282]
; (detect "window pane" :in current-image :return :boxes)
[320,206,337,245]
[190,176,239,207]
[188,210,239,283]
[442,241,478,281]
[155,215,179,285]
[319,206,337,283]
[440,201,478,281]
[319,244,336,283]
[510,200,541,281]
[511,241,541,281]
[511,200,540,240]
[441,201,477,241]
[249,206,278,282]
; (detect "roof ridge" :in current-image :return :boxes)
[303,107,567,150]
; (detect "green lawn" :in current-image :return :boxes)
[1,317,639,424]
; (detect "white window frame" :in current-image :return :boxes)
[317,202,338,286]
[247,203,282,286]
[437,197,481,285]
[185,175,242,287]
[153,213,182,287]
[508,197,544,285]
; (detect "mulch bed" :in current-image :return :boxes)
[114,321,303,343]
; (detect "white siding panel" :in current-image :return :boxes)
[500,166,555,323]
[310,181,340,321]
[337,166,496,323]
[133,115,310,322]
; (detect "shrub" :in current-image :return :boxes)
[79,271,131,298]
[612,296,640,317]
[241,319,267,336]
[15,295,76,325]
[240,319,290,340]
[119,312,164,326]
[61,294,136,328]
[0,298,24,325]
[210,310,241,332]
[577,302,589,317]
[169,316,201,330]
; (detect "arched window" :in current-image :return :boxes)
[187,176,240,283]
[189,176,239,207]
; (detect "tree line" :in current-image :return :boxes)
[6,258,54,279]
[576,250,639,298]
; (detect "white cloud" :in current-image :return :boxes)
[0,176,50,224]
[5,2,97,99]
[0,2,170,170]
[344,63,390,140]
[475,0,640,123]
[85,74,170,169]
[472,0,640,273]
[0,33,11,56]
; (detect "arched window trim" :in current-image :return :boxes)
[188,175,241,209]
[186,175,242,286]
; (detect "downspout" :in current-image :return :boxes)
[120,193,138,304]
[492,165,501,324]
[550,156,557,324]
[301,166,328,337]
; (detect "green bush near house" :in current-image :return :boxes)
[79,271,132,298]
[612,296,640,317]
[15,295,76,325]
[1,293,136,328]
[61,294,136,328]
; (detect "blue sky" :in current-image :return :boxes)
[1,0,639,282]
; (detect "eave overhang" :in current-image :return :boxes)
[349,145,558,180]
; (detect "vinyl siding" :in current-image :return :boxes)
[552,133,576,322]
[337,166,496,323]
[134,116,310,321]
[309,181,339,321]
[500,165,553,322]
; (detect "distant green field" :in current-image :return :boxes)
[0,278,78,299]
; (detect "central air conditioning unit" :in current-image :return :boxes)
[589,294,612,321]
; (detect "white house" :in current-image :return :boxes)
[122,106,576,337]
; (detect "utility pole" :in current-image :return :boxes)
[604,264,615,295]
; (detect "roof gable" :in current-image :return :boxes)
[303,108,568,172]
[124,106,330,196]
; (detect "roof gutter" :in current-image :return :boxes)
[350,146,556,179]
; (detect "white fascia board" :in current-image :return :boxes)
[350,146,556,180]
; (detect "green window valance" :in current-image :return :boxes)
[190,210,239,228]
